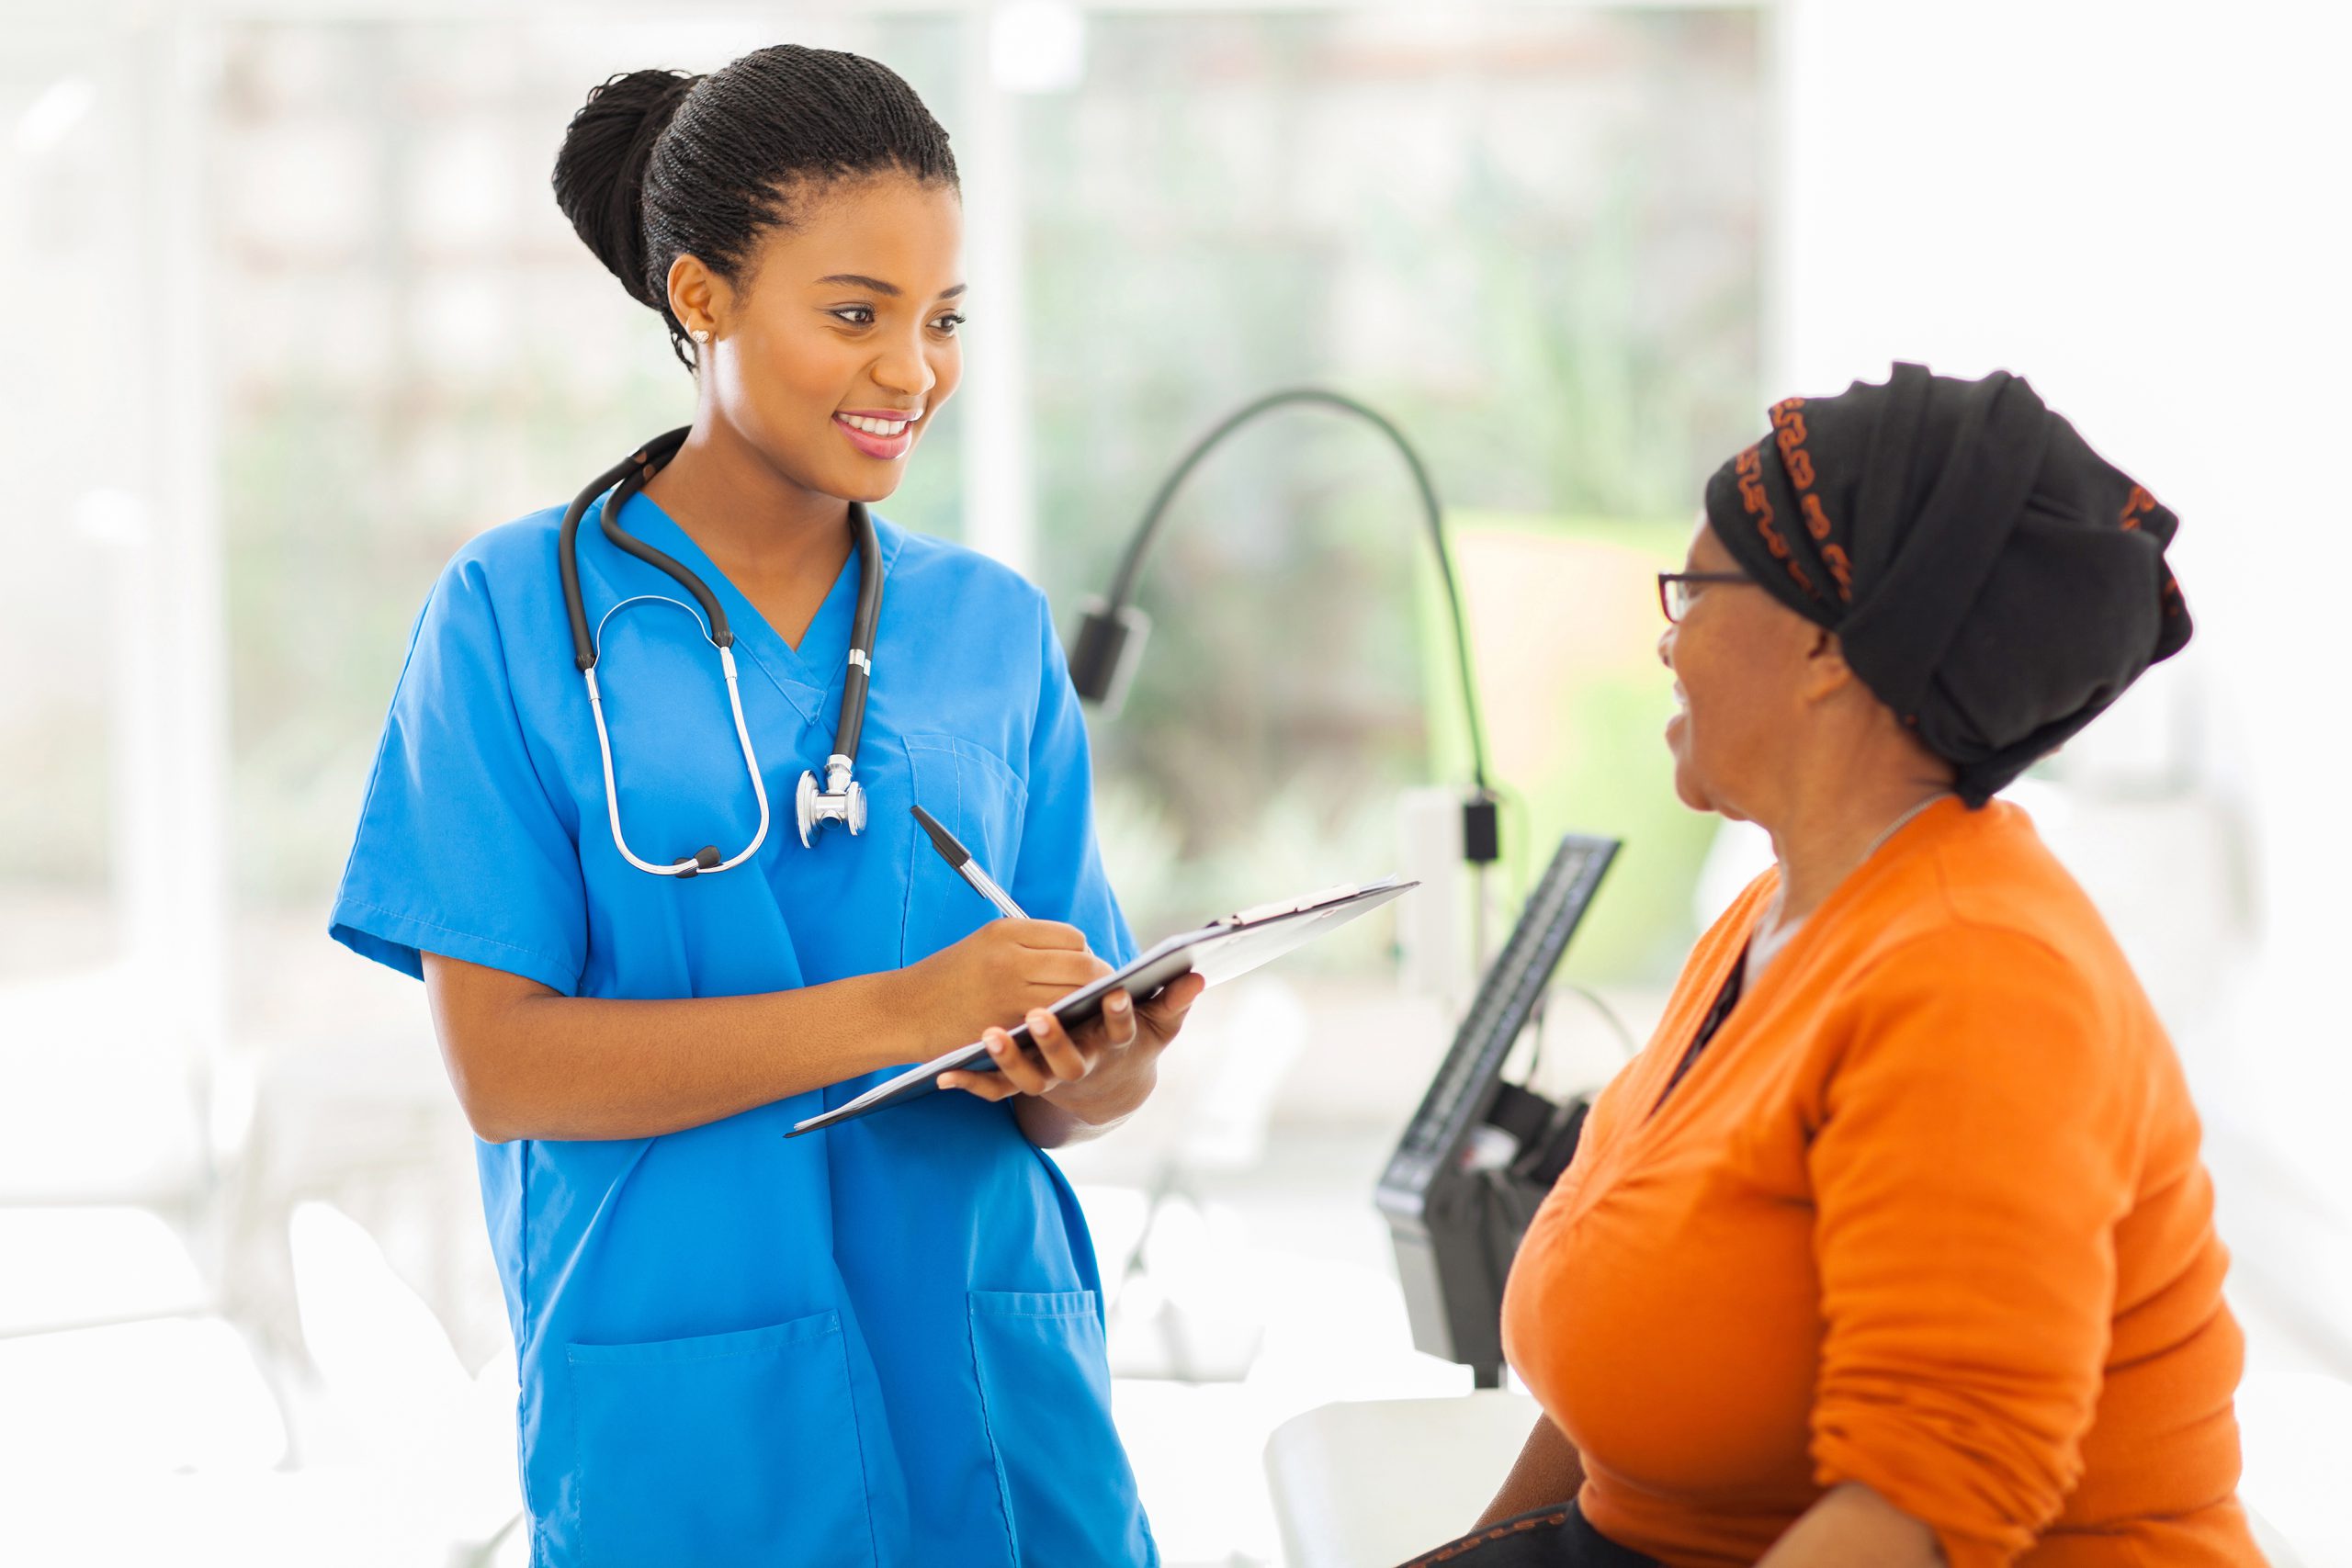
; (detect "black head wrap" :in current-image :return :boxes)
[1702,363,2190,807]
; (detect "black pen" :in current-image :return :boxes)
[910,805,1028,920]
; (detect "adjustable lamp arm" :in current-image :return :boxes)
[1067,388,1497,855]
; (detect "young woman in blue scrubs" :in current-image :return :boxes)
[330,45,1203,1567]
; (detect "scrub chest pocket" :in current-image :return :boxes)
[566,1310,877,1568]
[902,734,1027,965]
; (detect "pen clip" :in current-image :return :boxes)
[910,803,973,870]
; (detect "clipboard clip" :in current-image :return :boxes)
[1219,875,1401,928]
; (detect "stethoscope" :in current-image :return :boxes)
[558,427,883,878]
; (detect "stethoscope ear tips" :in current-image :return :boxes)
[671,845,722,876]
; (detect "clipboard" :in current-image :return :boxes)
[789,875,1419,1136]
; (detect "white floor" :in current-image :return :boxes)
[0,1122,1464,1568]
[2,932,2346,1568]
[4,1121,2346,1567]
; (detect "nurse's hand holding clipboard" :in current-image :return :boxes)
[936,971,1208,1146]
[910,804,1205,1144]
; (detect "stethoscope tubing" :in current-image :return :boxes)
[562,428,715,668]
[582,595,775,876]
[833,541,881,771]
[560,430,882,877]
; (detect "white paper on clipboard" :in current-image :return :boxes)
[788,875,1417,1136]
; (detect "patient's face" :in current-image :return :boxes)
[1657,518,1816,822]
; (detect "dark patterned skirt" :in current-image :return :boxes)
[1393,1499,1662,1567]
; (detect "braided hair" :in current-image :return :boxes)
[552,46,958,367]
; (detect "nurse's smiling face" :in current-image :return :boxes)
[668,173,966,507]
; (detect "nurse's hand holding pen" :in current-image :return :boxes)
[907,803,1204,1145]
[901,917,1108,1044]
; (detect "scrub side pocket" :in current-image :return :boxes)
[567,1310,876,1568]
[967,1289,1155,1567]
[902,734,1030,967]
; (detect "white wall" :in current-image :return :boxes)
[1773,0,2352,1353]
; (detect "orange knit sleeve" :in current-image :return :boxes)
[1805,925,2141,1568]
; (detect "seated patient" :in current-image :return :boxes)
[1423,365,2259,1568]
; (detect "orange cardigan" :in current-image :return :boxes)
[1499,799,2259,1568]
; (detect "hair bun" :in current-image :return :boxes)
[551,68,700,310]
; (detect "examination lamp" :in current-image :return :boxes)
[1066,387,1501,864]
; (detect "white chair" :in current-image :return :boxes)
[1265,1393,2308,1568]
[1264,1391,1539,1568]
[2247,1506,2302,1567]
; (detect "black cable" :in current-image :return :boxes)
[1521,980,1641,1086]
[1096,388,1492,795]
[1562,983,1640,1059]
[1522,991,1551,1085]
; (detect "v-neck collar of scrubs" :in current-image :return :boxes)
[609,488,903,728]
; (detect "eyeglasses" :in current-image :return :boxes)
[1657,570,1754,625]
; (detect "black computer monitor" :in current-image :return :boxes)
[1375,833,1618,1384]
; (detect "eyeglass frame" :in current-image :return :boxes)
[1656,570,1755,624]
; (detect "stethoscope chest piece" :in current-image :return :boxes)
[797,759,868,848]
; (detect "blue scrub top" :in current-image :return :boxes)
[331,490,1154,1568]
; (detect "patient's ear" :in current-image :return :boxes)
[1799,628,1861,706]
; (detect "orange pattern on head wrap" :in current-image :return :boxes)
[2120,485,2185,615]
[1770,396,1852,603]
[1736,443,1815,596]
